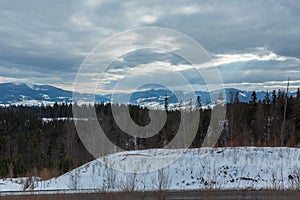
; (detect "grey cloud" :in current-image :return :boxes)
[0,0,299,91]
[109,49,190,69]
[219,60,300,84]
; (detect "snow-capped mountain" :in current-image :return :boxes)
[106,88,296,109]
[0,82,295,107]
[0,83,109,105]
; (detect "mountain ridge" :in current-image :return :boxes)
[0,82,296,107]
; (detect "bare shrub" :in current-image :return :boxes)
[121,172,137,192]
[68,168,81,190]
[22,177,36,191]
[102,165,117,191]
[288,167,300,189]
[157,167,171,191]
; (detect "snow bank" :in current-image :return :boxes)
[1,147,300,192]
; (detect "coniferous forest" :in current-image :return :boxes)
[0,90,300,179]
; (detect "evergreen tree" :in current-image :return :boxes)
[196,96,201,109]
[164,96,169,110]
[250,91,257,105]
[179,100,183,109]
[263,91,271,145]
[229,91,234,104]
[263,91,270,105]
[234,92,240,104]
[278,89,284,100]
[272,90,277,104]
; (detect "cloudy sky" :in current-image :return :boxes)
[0,0,300,93]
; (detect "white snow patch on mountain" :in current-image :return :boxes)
[42,94,50,99]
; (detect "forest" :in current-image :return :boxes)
[0,89,300,179]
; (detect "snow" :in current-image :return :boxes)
[41,94,50,100]
[240,92,247,97]
[0,178,25,192]
[1,147,300,193]
[0,177,40,192]
[41,117,90,122]
[2,100,55,107]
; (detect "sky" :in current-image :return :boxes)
[0,0,300,93]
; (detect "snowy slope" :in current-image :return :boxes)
[1,147,300,192]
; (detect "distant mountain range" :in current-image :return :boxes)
[0,83,109,106]
[0,82,296,107]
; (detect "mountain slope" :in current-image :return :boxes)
[0,83,109,105]
[0,82,296,107]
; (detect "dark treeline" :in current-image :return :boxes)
[0,103,92,179]
[0,89,300,178]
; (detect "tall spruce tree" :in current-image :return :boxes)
[164,96,169,110]
[250,91,257,105]
[196,96,201,109]
[272,90,277,104]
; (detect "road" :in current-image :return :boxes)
[1,190,300,200]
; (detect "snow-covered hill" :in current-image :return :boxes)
[1,147,300,192]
